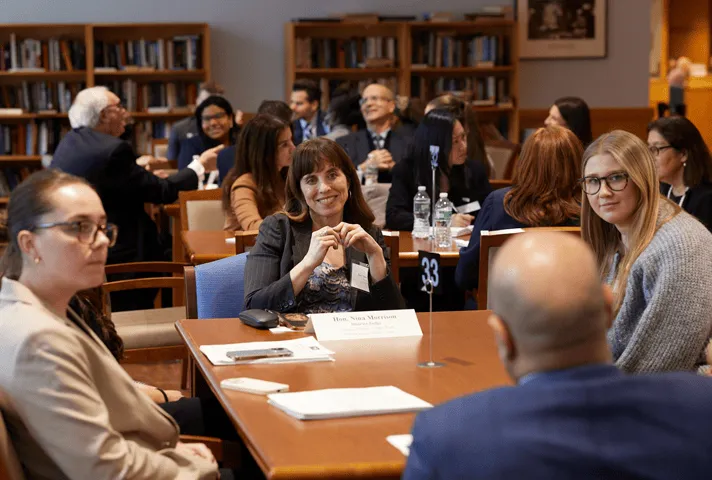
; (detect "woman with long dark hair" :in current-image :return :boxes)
[386,108,492,231]
[545,96,593,146]
[243,138,404,313]
[177,95,238,170]
[222,113,295,231]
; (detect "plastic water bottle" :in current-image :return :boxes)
[434,192,453,248]
[412,186,430,239]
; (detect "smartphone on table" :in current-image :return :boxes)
[226,347,293,361]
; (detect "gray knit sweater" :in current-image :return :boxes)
[607,204,712,373]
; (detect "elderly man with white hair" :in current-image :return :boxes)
[51,86,221,310]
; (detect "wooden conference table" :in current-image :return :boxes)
[181,230,470,267]
[177,310,509,479]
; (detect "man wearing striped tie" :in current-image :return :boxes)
[290,78,329,145]
[337,83,413,183]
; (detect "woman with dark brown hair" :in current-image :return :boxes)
[455,126,582,293]
[426,93,494,176]
[222,113,295,231]
[243,138,405,313]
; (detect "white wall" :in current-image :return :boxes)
[3,0,650,110]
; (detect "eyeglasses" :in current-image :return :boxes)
[201,112,227,123]
[359,96,392,106]
[580,172,630,195]
[648,144,675,156]
[32,221,118,247]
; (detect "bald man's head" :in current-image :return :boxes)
[488,232,612,379]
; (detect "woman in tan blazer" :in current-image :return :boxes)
[0,169,218,479]
[222,113,295,231]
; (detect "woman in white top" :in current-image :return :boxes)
[0,169,219,479]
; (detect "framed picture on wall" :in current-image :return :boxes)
[518,0,607,59]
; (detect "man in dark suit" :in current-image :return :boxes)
[51,87,220,308]
[404,232,712,480]
[337,83,411,183]
[290,79,328,146]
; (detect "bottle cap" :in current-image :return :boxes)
[418,186,426,191]
[439,192,448,198]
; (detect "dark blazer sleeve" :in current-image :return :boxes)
[354,227,406,311]
[176,136,204,170]
[386,159,417,231]
[455,190,496,291]
[686,186,712,232]
[243,215,298,312]
[217,145,236,185]
[402,412,437,480]
[103,141,198,205]
[166,126,181,161]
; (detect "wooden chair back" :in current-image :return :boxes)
[382,230,400,284]
[103,261,188,312]
[489,179,513,190]
[178,189,224,232]
[233,230,259,254]
[152,138,169,159]
[476,226,581,309]
[485,140,520,180]
[184,265,198,319]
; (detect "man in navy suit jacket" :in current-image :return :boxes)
[52,87,218,309]
[290,79,328,146]
[404,232,712,480]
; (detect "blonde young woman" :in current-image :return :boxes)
[581,130,712,373]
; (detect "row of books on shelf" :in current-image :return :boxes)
[0,82,84,114]
[411,76,512,107]
[295,37,398,69]
[105,80,198,113]
[411,33,508,68]
[94,36,202,72]
[0,166,42,197]
[0,121,70,156]
[0,36,86,72]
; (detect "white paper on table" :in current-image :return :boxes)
[267,386,432,420]
[480,228,525,236]
[387,434,413,456]
[199,336,334,366]
[269,326,294,334]
[455,238,469,249]
[225,237,236,244]
[426,225,474,237]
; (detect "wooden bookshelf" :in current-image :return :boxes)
[285,18,519,141]
[649,0,712,147]
[0,22,210,199]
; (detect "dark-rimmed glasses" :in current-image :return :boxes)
[32,221,118,247]
[648,144,675,156]
[580,172,629,195]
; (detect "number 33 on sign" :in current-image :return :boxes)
[418,250,442,294]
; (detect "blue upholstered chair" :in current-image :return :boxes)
[185,253,249,319]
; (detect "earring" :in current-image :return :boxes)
[34,257,40,264]
[348,190,352,199]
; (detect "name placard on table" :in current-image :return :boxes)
[306,309,423,341]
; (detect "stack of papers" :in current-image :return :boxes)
[199,336,334,366]
[267,386,432,420]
